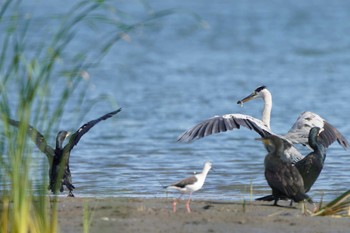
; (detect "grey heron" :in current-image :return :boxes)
[7,109,121,197]
[164,161,212,213]
[177,86,348,162]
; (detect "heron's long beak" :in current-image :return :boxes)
[237,92,258,106]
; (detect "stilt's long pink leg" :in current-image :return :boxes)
[186,192,192,213]
[172,201,177,213]
[173,193,183,213]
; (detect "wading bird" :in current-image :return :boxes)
[164,161,212,213]
[7,109,121,197]
[257,127,326,204]
[177,86,348,162]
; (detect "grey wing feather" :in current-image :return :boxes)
[177,114,273,142]
[286,111,349,149]
[322,121,349,149]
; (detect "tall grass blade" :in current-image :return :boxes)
[312,190,350,216]
[0,1,194,232]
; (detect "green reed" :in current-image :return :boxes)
[0,0,195,232]
[312,190,350,217]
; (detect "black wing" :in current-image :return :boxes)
[169,176,198,189]
[177,113,273,142]
[7,118,55,163]
[63,108,121,152]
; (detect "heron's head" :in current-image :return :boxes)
[56,130,71,149]
[237,86,268,106]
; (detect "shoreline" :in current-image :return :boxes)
[56,197,350,233]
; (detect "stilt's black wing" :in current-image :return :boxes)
[169,176,198,189]
[7,118,55,163]
[63,108,121,152]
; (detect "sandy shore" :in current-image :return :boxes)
[55,197,350,233]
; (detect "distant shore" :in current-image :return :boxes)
[56,197,350,233]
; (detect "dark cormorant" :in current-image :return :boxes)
[7,108,121,197]
[257,127,325,203]
[295,127,325,192]
[260,134,312,206]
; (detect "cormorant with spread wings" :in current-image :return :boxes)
[7,108,121,197]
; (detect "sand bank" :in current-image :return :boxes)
[56,197,350,233]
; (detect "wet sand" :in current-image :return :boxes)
[56,197,350,233]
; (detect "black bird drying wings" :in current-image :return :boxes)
[6,108,121,196]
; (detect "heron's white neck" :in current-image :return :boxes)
[261,89,272,129]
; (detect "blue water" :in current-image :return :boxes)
[3,0,350,202]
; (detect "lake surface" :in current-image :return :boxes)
[3,0,350,202]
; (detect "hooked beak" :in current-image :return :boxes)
[318,128,324,136]
[237,92,258,106]
[255,137,270,145]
